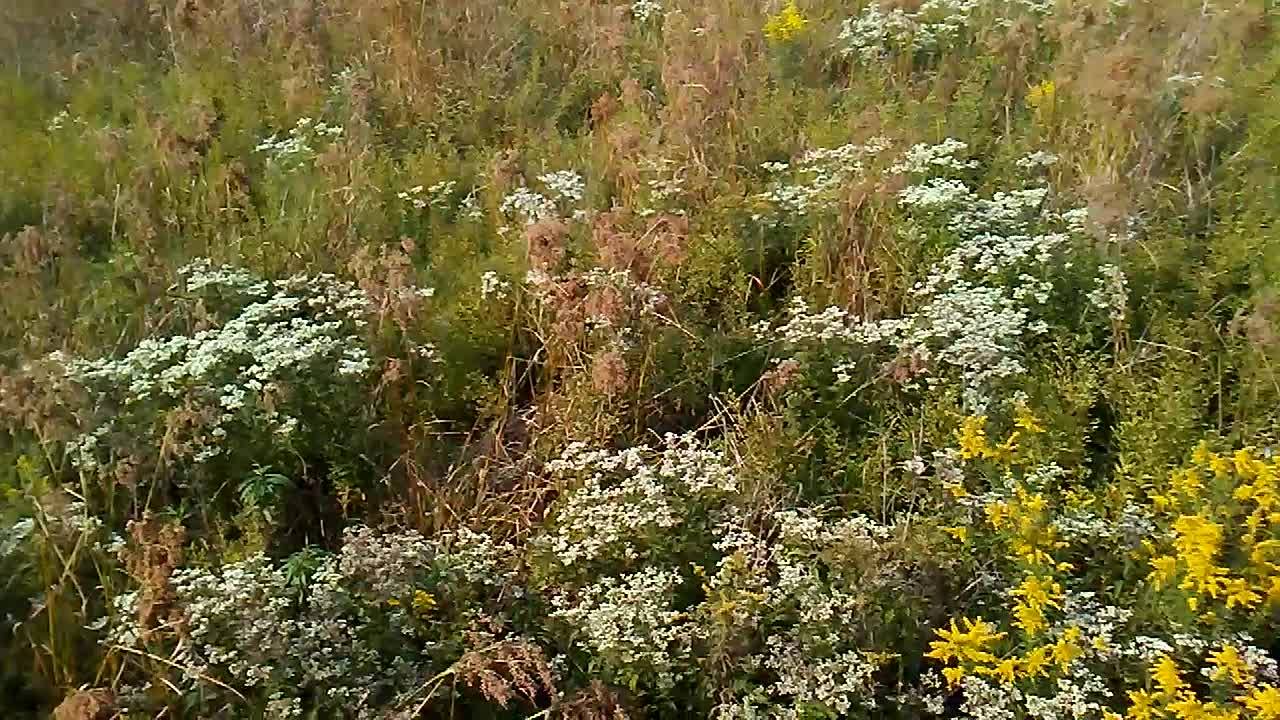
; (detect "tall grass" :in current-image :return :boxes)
[2,0,1279,718]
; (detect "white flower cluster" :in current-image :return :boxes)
[581,267,667,318]
[638,157,688,217]
[541,434,736,566]
[169,554,298,683]
[436,526,520,587]
[1060,592,1133,658]
[898,177,974,210]
[1052,502,1154,549]
[772,509,892,546]
[837,0,978,62]
[703,510,899,718]
[500,170,587,226]
[905,281,1045,401]
[255,117,343,167]
[499,186,557,225]
[958,675,1022,720]
[1016,150,1060,171]
[549,567,688,689]
[58,259,374,466]
[837,0,1051,62]
[47,108,87,133]
[760,139,1109,409]
[892,139,979,175]
[539,170,586,203]
[1166,73,1226,90]
[397,180,455,210]
[763,642,886,718]
[756,298,909,349]
[337,525,436,602]
[753,137,891,222]
[530,433,910,707]
[459,189,483,220]
[480,270,511,299]
[543,450,676,566]
[1087,263,1128,323]
[101,525,508,716]
[631,0,662,23]
[1,517,35,556]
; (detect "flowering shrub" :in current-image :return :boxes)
[758,139,1118,410]
[501,170,589,228]
[51,259,383,508]
[837,0,979,62]
[526,434,941,715]
[101,523,527,717]
[753,137,891,222]
[921,414,1280,720]
[631,0,663,24]
[837,0,1051,63]
[255,117,344,169]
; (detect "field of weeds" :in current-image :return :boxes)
[3,1,1280,718]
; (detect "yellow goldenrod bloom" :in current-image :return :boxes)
[1153,655,1186,698]
[1237,685,1280,719]
[1126,689,1157,720]
[412,589,436,617]
[959,415,991,460]
[1209,643,1251,685]
[763,1,808,43]
[925,616,1006,665]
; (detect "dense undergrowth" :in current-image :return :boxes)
[2,0,1280,718]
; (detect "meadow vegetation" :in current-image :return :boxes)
[2,0,1280,718]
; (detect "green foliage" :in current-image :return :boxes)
[1,0,1279,717]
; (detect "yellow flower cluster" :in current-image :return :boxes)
[1116,653,1280,720]
[763,1,808,43]
[1144,444,1280,614]
[958,414,990,460]
[412,589,437,618]
[924,616,1005,686]
[389,588,438,619]
[925,613,1083,688]
[957,408,1044,464]
[1026,79,1056,110]
[1010,574,1062,636]
[930,417,1280,718]
[984,484,1071,570]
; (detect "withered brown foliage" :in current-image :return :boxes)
[1240,289,1280,353]
[0,357,81,446]
[2,225,71,276]
[658,6,758,166]
[883,349,931,386]
[761,358,801,398]
[121,515,186,642]
[349,239,427,332]
[158,402,221,469]
[455,639,556,709]
[52,688,117,720]
[603,122,647,202]
[527,219,571,274]
[592,211,689,283]
[590,349,629,398]
[556,681,631,720]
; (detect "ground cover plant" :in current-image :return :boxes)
[2,0,1280,718]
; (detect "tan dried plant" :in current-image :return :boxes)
[122,515,186,642]
[455,639,556,709]
[556,681,631,720]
